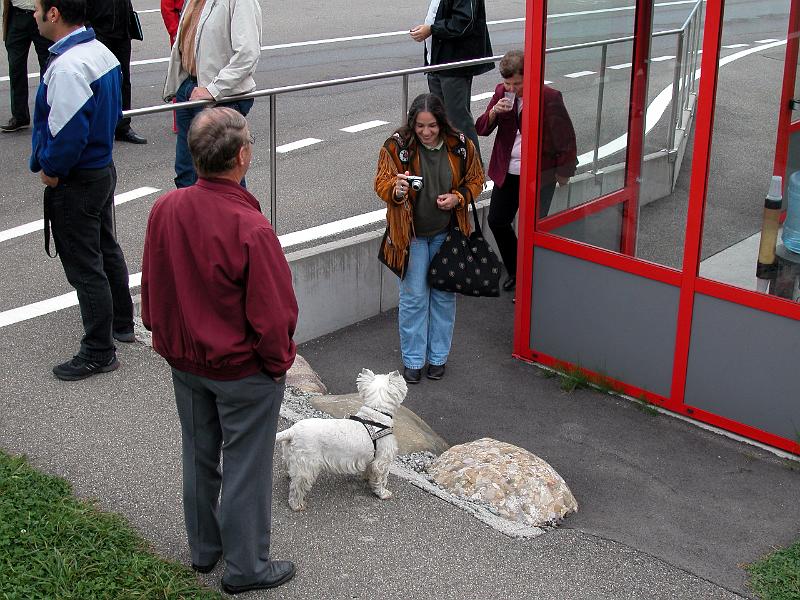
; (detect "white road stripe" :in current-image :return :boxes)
[564,70,595,78]
[544,80,553,85]
[650,55,676,62]
[136,8,161,13]
[471,92,495,101]
[723,43,749,49]
[276,138,323,153]
[0,187,159,244]
[609,63,633,70]
[754,39,780,44]
[340,120,389,133]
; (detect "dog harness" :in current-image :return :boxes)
[348,409,394,453]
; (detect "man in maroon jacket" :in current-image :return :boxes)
[476,49,577,292]
[142,107,298,595]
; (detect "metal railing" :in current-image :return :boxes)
[125,0,703,233]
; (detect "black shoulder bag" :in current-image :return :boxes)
[427,198,502,297]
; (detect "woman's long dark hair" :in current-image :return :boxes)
[395,93,459,146]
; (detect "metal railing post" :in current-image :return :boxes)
[668,31,685,153]
[592,44,608,175]
[691,6,703,96]
[269,93,278,229]
[401,74,409,122]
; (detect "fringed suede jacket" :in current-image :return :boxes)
[374,131,485,276]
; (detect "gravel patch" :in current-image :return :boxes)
[280,385,545,538]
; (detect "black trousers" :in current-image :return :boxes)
[46,164,134,361]
[487,174,556,277]
[427,72,482,162]
[94,34,132,133]
[4,5,49,123]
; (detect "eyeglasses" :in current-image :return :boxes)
[247,132,256,145]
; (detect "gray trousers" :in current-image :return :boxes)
[171,368,283,586]
[428,72,482,162]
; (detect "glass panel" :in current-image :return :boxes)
[699,1,791,291]
[538,0,706,271]
[541,0,636,234]
[628,0,705,269]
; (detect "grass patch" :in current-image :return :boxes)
[0,451,221,599]
[746,540,800,600]
[558,366,590,393]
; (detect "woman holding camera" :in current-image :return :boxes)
[375,93,485,384]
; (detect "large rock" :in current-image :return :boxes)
[428,438,577,526]
[286,355,327,395]
[310,393,450,456]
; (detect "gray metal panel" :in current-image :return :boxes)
[531,248,678,397]
[685,294,800,440]
[551,204,623,252]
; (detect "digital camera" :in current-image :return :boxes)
[406,175,424,191]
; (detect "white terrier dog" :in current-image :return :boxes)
[276,369,407,511]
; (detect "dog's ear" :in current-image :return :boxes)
[388,370,400,377]
[356,368,375,393]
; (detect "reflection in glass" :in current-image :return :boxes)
[699,2,791,290]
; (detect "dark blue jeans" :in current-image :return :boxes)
[174,78,255,188]
[46,164,134,361]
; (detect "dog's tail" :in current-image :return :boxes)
[275,427,292,463]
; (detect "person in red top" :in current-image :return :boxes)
[160,0,183,45]
[141,107,298,595]
[476,49,577,292]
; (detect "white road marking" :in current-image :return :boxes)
[564,70,596,78]
[136,8,161,13]
[340,120,389,133]
[754,39,780,44]
[544,80,553,85]
[609,63,633,70]
[0,187,160,244]
[276,138,323,153]
[723,43,749,49]
[471,92,495,101]
[651,55,676,62]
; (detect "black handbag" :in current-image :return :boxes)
[128,10,143,41]
[427,199,502,297]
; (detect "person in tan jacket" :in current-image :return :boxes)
[163,0,261,188]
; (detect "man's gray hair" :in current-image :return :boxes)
[188,107,250,176]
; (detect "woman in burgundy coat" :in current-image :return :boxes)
[476,50,577,292]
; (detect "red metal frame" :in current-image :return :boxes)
[515,0,800,455]
[669,0,725,408]
[620,0,654,255]
[772,0,800,182]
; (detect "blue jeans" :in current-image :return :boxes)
[398,231,456,369]
[174,78,254,188]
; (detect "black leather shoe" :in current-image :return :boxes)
[1,117,30,132]
[403,367,422,384]
[191,559,218,574]
[221,560,296,594]
[502,276,516,292]
[115,129,148,144]
[427,364,446,380]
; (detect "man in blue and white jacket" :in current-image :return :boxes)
[30,0,135,381]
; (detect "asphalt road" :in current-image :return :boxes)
[0,0,793,332]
